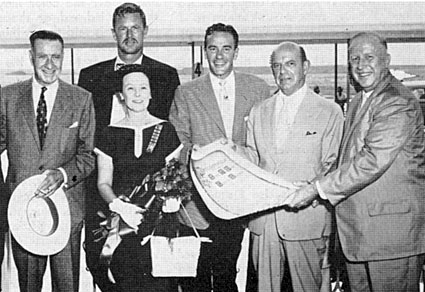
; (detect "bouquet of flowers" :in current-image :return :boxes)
[93,158,193,242]
[152,158,193,212]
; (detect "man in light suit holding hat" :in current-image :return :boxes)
[1,30,95,292]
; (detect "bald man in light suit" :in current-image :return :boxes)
[285,32,425,292]
[236,42,343,292]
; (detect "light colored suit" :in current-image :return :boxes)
[169,71,270,292]
[241,88,343,291]
[319,73,425,262]
[169,71,270,228]
[1,78,95,292]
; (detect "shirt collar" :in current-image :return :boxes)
[362,90,373,99]
[115,54,144,70]
[32,78,59,92]
[209,71,235,87]
[278,83,307,102]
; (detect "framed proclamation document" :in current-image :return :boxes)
[190,140,296,219]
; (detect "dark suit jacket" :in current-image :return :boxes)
[169,72,270,229]
[78,55,180,135]
[1,78,96,224]
[319,73,425,261]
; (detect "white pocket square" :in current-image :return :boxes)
[69,122,79,128]
[244,116,249,122]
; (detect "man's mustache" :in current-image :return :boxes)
[123,38,138,44]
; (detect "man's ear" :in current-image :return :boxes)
[385,53,391,68]
[111,28,117,42]
[233,47,239,61]
[28,49,34,66]
[303,60,311,75]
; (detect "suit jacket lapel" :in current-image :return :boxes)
[20,80,41,150]
[262,94,279,155]
[47,80,67,130]
[197,75,226,135]
[339,93,362,154]
[233,72,250,140]
[339,73,392,161]
[294,91,316,125]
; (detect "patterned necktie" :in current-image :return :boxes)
[218,80,233,138]
[219,80,228,100]
[115,63,125,71]
[36,86,48,149]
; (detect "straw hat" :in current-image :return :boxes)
[8,175,71,255]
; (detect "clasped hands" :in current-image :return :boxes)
[283,181,320,210]
[109,198,145,230]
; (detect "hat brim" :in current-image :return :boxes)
[8,175,71,256]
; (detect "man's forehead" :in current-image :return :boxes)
[272,45,301,62]
[33,39,63,51]
[206,32,235,47]
[349,35,385,53]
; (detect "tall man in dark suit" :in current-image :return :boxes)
[78,3,180,291]
[1,30,95,292]
[285,32,425,292]
[169,23,270,292]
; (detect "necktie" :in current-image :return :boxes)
[36,86,48,149]
[218,80,233,138]
[219,80,228,100]
[115,63,125,71]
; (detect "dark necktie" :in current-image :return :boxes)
[115,63,125,71]
[36,86,48,149]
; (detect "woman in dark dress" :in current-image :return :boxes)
[96,64,181,292]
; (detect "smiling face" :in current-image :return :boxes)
[349,35,391,92]
[30,39,63,86]
[270,43,309,96]
[121,72,151,113]
[112,13,148,57]
[205,31,239,79]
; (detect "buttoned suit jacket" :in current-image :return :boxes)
[78,55,180,135]
[241,89,343,240]
[319,73,425,261]
[1,78,95,224]
[169,72,270,228]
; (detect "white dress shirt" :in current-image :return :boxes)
[32,78,67,184]
[32,79,59,124]
[274,84,307,149]
[210,71,236,139]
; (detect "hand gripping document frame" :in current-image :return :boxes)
[190,140,296,220]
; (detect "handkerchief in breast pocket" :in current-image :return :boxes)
[69,121,79,128]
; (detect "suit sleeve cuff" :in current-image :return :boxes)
[315,181,328,200]
[57,167,68,186]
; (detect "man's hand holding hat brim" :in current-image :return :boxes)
[35,169,64,198]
